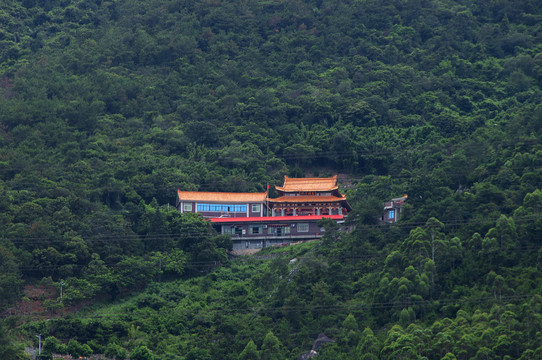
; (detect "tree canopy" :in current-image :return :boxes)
[0,0,541,358]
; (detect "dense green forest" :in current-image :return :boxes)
[0,0,541,358]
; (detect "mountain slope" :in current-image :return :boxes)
[0,0,541,358]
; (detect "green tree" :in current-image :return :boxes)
[354,327,380,360]
[426,217,445,264]
[67,339,83,358]
[80,344,93,357]
[42,336,60,355]
[380,325,418,359]
[0,245,23,309]
[104,343,128,360]
[239,339,260,360]
[261,331,285,360]
[0,321,28,360]
[340,313,361,348]
[493,215,518,250]
[160,249,187,278]
[130,346,154,360]
[441,353,458,360]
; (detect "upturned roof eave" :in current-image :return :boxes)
[275,185,339,192]
[276,175,340,193]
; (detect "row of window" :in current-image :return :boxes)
[197,203,247,212]
[183,203,261,213]
[229,223,310,235]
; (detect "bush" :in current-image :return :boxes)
[42,336,60,354]
[80,344,93,357]
[104,343,128,359]
[67,339,83,358]
[130,346,154,360]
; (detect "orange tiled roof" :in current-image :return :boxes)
[269,195,347,203]
[177,190,267,203]
[275,175,339,192]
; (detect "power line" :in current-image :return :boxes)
[2,212,541,245]
[3,293,534,323]
[3,238,541,274]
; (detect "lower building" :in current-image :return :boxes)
[211,215,344,251]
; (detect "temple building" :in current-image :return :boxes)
[176,190,267,218]
[269,175,351,216]
[176,175,351,251]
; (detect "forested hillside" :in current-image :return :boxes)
[0,0,541,359]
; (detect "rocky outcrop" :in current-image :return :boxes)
[297,333,334,360]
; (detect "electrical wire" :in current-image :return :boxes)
[1,212,541,245]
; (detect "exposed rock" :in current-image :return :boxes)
[297,349,318,360]
[312,333,334,350]
[297,333,334,360]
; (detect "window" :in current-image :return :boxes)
[388,210,395,219]
[269,225,290,235]
[250,226,261,234]
[297,223,309,232]
[183,203,192,212]
[196,203,247,212]
[251,204,261,213]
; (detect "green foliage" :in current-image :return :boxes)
[42,336,60,355]
[354,328,380,360]
[80,344,93,357]
[104,343,128,360]
[0,321,28,360]
[130,346,154,360]
[0,244,23,310]
[261,331,285,360]
[1,0,542,358]
[239,339,260,360]
[67,339,84,358]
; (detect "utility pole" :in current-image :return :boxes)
[60,281,66,302]
[35,334,42,355]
